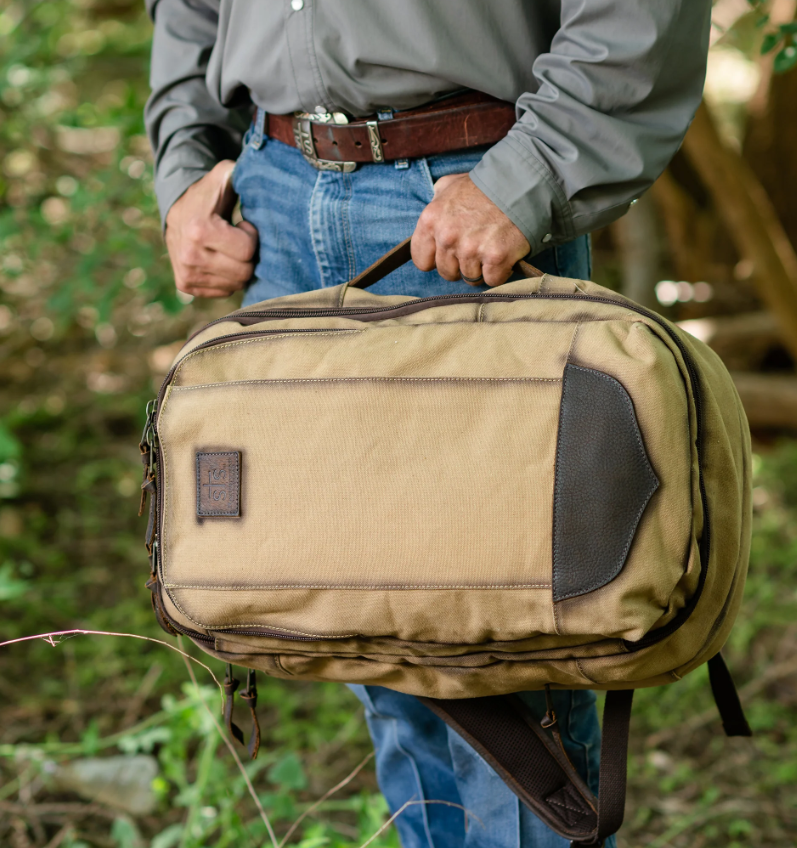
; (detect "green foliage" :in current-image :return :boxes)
[0,0,184,334]
[0,2,795,847]
[748,0,797,72]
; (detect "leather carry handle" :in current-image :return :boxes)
[347,237,545,290]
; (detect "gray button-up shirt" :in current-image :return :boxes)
[145,0,710,255]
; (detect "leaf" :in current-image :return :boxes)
[150,824,183,848]
[268,752,307,791]
[0,421,21,463]
[111,817,142,848]
[761,32,782,54]
[779,22,797,34]
[0,562,29,601]
[774,44,797,73]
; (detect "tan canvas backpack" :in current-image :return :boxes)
[139,240,752,846]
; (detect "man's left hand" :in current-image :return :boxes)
[411,174,531,287]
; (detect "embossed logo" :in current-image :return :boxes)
[196,452,240,517]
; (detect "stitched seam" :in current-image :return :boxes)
[171,331,363,385]
[222,625,355,638]
[476,303,485,323]
[158,586,356,636]
[273,656,293,676]
[553,364,660,601]
[552,594,563,637]
[548,797,589,817]
[167,582,552,590]
[574,657,597,685]
[564,689,594,790]
[171,376,563,391]
[308,167,327,287]
[341,174,356,280]
[551,338,575,623]
[550,320,579,627]
[564,321,581,364]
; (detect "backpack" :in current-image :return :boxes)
[139,239,752,846]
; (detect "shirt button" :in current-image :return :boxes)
[290,0,304,9]
[542,233,552,243]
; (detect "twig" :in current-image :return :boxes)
[357,799,479,848]
[0,800,118,821]
[0,709,169,759]
[43,823,71,848]
[178,643,279,848]
[121,662,163,728]
[278,752,375,848]
[646,654,797,748]
[0,630,224,704]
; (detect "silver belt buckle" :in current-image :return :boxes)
[293,110,357,172]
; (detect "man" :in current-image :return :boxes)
[145,3,710,845]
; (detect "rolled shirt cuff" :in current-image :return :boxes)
[469,134,575,257]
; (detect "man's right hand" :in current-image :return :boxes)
[164,160,258,299]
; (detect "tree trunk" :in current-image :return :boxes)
[744,3,797,251]
[732,373,797,429]
[682,102,797,361]
[610,192,662,309]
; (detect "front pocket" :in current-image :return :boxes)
[160,376,563,643]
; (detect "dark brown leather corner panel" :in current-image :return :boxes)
[553,364,659,602]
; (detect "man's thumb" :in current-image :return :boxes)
[237,220,258,244]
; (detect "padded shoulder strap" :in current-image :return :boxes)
[419,690,633,846]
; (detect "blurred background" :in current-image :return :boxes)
[1,1,796,846]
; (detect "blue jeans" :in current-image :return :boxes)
[233,111,610,848]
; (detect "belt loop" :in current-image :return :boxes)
[251,108,267,150]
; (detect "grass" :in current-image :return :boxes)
[1,1,796,846]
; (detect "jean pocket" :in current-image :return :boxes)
[425,145,492,186]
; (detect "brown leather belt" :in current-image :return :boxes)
[266,91,516,172]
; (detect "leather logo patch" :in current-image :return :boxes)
[196,452,241,517]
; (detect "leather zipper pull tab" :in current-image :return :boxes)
[541,684,557,730]
[240,669,261,760]
[223,664,245,746]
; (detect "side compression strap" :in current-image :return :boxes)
[708,652,753,737]
[418,690,634,846]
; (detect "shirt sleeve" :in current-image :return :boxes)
[144,0,252,227]
[469,0,711,257]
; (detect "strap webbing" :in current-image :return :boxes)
[594,690,634,841]
[419,689,633,845]
[708,653,752,737]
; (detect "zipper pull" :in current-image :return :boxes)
[541,683,557,730]
[138,400,158,517]
[240,669,261,759]
[223,664,245,746]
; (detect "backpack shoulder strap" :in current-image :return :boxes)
[418,689,633,847]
